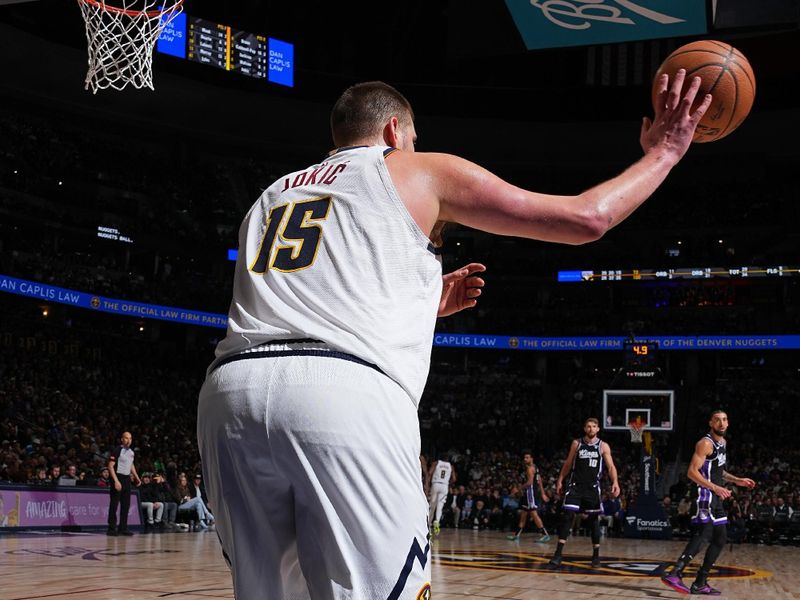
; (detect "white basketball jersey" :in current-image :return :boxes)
[214,146,442,404]
[431,461,452,486]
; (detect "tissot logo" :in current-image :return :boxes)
[434,551,768,579]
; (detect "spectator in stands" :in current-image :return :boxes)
[28,466,48,485]
[138,472,164,532]
[58,463,78,486]
[676,494,692,534]
[775,496,794,519]
[452,485,466,528]
[175,472,213,530]
[502,485,520,532]
[96,466,112,488]
[727,498,747,543]
[661,495,678,531]
[461,493,474,528]
[772,496,794,543]
[191,473,213,521]
[600,493,622,537]
[49,464,61,484]
[487,488,505,530]
[153,472,179,530]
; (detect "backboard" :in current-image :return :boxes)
[602,389,674,431]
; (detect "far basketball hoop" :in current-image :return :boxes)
[628,420,646,444]
[77,0,185,93]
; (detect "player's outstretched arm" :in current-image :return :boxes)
[687,439,731,499]
[397,72,711,245]
[601,442,620,498]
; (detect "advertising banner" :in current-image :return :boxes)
[0,486,141,529]
[623,455,671,539]
[505,0,708,50]
[3,274,799,350]
[624,500,672,539]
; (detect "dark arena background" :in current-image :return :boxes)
[1,0,799,598]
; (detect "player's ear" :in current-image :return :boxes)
[382,117,400,147]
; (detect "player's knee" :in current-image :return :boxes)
[699,522,714,543]
[558,511,573,539]
[712,524,727,547]
[589,515,601,544]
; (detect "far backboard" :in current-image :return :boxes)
[602,389,674,431]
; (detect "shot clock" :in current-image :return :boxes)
[623,340,658,368]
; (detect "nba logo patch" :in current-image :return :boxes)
[416,582,431,599]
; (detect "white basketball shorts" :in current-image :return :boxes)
[428,484,448,524]
[197,352,431,600]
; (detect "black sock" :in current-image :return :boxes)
[670,556,690,577]
[694,568,709,587]
[553,541,565,557]
[592,546,599,557]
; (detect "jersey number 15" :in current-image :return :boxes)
[250,197,332,274]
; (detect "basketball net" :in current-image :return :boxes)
[77,0,185,93]
[628,417,646,444]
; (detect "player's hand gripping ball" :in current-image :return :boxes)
[652,40,755,143]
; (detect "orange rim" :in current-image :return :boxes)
[78,0,184,18]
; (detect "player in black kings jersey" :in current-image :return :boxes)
[549,417,619,568]
[661,410,755,595]
[507,451,550,543]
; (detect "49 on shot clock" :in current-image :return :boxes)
[623,340,658,368]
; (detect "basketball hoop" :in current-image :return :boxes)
[77,0,185,93]
[628,420,646,444]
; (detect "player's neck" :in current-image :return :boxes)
[583,435,598,443]
[708,430,725,443]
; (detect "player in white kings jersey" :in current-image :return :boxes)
[197,78,711,599]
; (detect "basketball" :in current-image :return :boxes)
[652,40,755,143]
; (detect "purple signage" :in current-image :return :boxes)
[0,486,141,528]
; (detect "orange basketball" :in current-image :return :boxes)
[652,40,755,143]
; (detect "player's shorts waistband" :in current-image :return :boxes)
[208,339,387,378]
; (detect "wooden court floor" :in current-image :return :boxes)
[0,528,796,599]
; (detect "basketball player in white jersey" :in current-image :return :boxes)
[425,453,455,535]
[197,76,711,599]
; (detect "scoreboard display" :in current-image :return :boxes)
[558,265,799,282]
[188,18,227,69]
[157,13,293,87]
[230,29,269,79]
